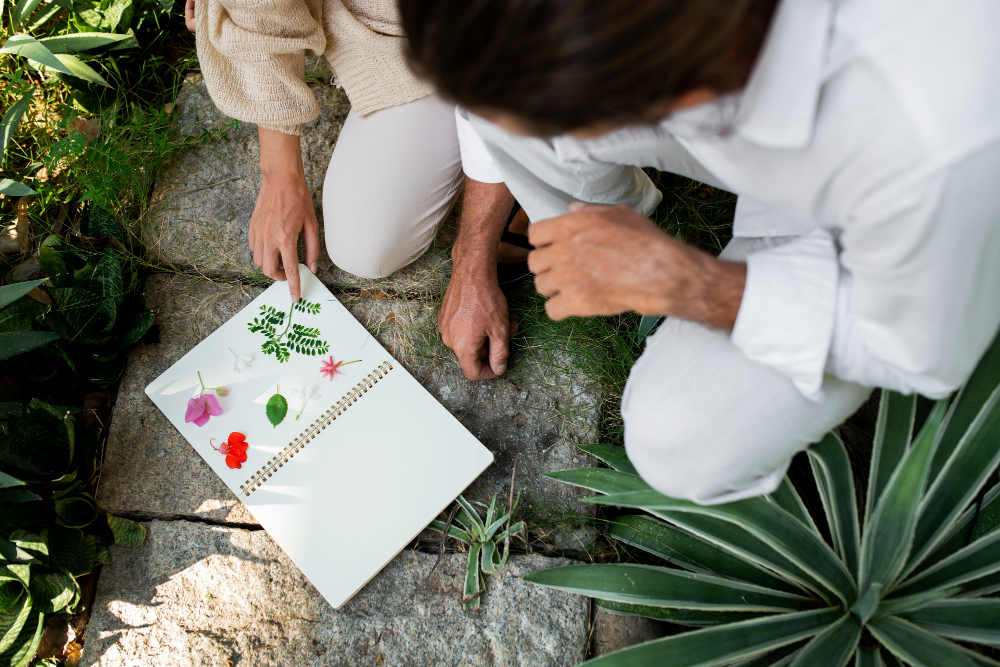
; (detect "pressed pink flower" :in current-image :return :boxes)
[185,394,223,427]
[319,356,361,380]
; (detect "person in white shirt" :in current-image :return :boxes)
[398,0,1000,504]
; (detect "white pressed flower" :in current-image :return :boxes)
[290,385,321,420]
[228,348,253,373]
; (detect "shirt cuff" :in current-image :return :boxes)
[730,229,839,400]
[257,122,303,137]
[455,107,504,184]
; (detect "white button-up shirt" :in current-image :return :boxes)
[456,0,1000,400]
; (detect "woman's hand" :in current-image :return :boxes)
[251,127,321,302]
[185,0,195,31]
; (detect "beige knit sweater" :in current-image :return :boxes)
[194,0,434,135]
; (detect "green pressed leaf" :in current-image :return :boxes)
[859,401,947,592]
[265,392,288,427]
[608,515,800,594]
[899,599,1000,647]
[869,616,996,667]
[574,443,638,475]
[788,613,860,667]
[524,563,811,612]
[1,89,34,161]
[37,32,133,54]
[892,529,1000,599]
[580,607,842,667]
[908,383,1000,574]
[53,493,98,528]
[637,314,663,344]
[866,392,917,529]
[583,491,854,605]
[107,513,146,547]
[808,433,861,578]
[0,180,36,196]
[0,331,60,361]
[767,477,818,533]
[594,598,766,627]
[463,543,482,610]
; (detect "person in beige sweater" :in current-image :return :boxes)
[186,0,526,382]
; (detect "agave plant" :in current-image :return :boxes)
[429,493,525,610]
[525,337,1000,665]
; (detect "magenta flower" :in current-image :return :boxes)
[185,393,223,427]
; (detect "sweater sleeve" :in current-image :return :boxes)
[195,0,326,136]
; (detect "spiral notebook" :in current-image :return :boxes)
[144,267,493,608]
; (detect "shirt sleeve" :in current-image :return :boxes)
[455,107,505,183]
[195,0,326,136]
[731,142,1000,399]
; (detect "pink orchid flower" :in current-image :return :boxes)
[185,393,223,427]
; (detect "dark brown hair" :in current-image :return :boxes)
[402,0,778,135]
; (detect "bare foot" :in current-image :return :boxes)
[497,207,530,264]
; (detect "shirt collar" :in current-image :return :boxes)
[734,0,837,148]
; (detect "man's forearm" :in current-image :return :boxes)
[452,178,516,275]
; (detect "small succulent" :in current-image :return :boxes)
[429,494,525,610]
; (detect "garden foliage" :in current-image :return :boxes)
[528,335,1000,665]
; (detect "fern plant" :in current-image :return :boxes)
[248,299,329,363]
[526,336,1000,666]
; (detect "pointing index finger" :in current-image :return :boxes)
[283,250,301,302]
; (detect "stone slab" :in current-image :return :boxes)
[590,606,669,657]
[143,70,454,296]
[81,520,589,666]
[97,274,599,529]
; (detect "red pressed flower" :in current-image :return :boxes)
[211,432,249,469]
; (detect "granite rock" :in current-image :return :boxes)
[97,274,599,529]
[143,71,454,296]
[82,520,589,666]
[589,606,669,657]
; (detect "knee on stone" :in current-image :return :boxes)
[324,229,415,280]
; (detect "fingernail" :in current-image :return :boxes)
[496,363,507,374]
[310,262,317,273]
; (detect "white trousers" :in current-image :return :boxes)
[467,115,873,505]
[323,94,463,279]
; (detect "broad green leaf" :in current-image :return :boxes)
[0,591,32,654]
[48,527,96,577]
[265,391,287,427]
[874,586,955,619]
[957,571,1000,597]
[869,616,997,667]
[892,529,1000,598]
[855,649,883,667]
[463,543,481,610]
[1,89,33,161]
[0,180,36,196]
[908,383,1000,574]
[574,443,638,475]
[859,401,946,592]
[850,584,882,624]
[0,279,46,311]
[808,433,861,578]
[788,613,860,667]
[0,488,40,502]
[27,0,72,30]
[0,405,73,479]
[28,570,76,613]
[0,470,25,488]
[736,644,804,667]
[37,32,133,54]
[480,541,498,575]
[580,608,843,667]
[0,331,59,361]
[118,310,154,349]
[929,331,1000,483]
[583,491,855,605]
[11,0,43,28]
[767,477,818,533]
[594,598,767,627]
[0,34,72,75]
[107,513,146,547]
[525,563,811,612]
[637,315,662,344]
[53,493,98,528]
[608,515,800,594]
[923,484,1000,568]
[899,599,1000,647]
[866,392,917,528]
[545,467,651,495]
[0,594,43,667]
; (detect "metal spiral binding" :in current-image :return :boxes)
[239,361,394,496]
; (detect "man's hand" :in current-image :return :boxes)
[439,178,518,380]
[251,127,321,302]
[527,203,746,331]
